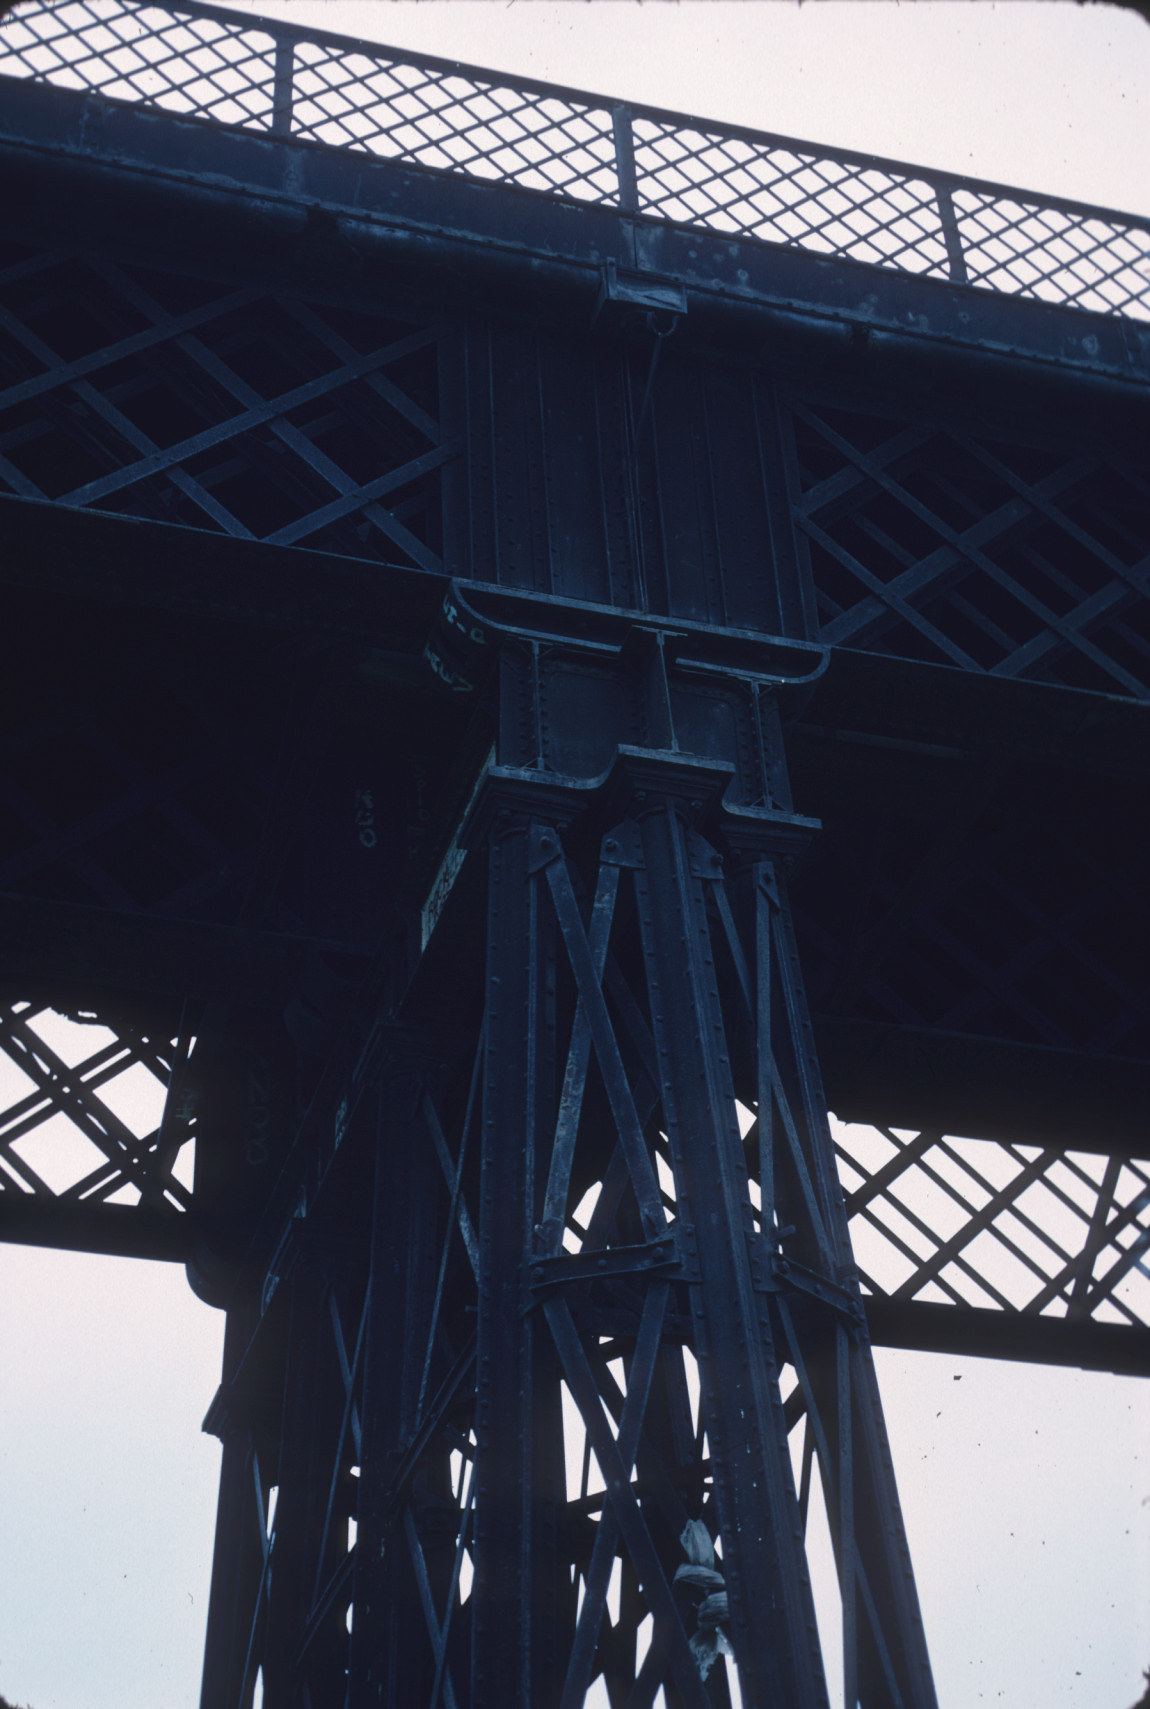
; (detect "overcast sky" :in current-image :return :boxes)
[0,5,1148,1709]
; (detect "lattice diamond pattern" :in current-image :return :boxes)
[0,0,280,128]
[955,190,1150,320]
[290,46,619,201]
[0,1000,189,1210]
[790,400,1150,697]
[633,121,952,277]
[0,246,450,571]
[834,1121,1150,1331]
[2,0,1147,320]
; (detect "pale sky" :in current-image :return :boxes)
[0,5,1148,1709]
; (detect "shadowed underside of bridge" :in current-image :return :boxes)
[0,4,1148,1706]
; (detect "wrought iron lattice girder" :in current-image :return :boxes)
[832,1121,1150,1379]
[0,245,452,569]
[4,163,1149,690]
[786,395,1150,698]
[0,997,191,1248]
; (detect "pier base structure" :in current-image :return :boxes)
[197,595,938,1708]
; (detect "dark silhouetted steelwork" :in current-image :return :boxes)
[3,0,1149,319]
[0,5,1147,1704]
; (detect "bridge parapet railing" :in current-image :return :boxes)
[3,0,1149,323]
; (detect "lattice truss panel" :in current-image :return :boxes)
[0,242,451,570]
[2,0,1148,319]
[786,397,1150,697]
[0,1001,190,1214]
[835,1121,1150,1333]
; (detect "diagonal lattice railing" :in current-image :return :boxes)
[2,0,1149,322]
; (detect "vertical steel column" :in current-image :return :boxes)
[198,1300,266,1709]
[350,1065,445,1707]
[262,1247,337,1706]
[622,753,830,1708]
[750,860,938,1708]
[445,726,938,1707]
[718,686,937,1708]
[470,785,570,1709]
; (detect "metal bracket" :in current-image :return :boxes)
[591,259,688,335]
[528,1230,697,1290]
[527,823,564,874]
[688,830,725,881]
[600,819,644,868]
[750,1236,865,1327]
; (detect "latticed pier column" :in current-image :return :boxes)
[313,582,940,1709]
[408,744,938,1708]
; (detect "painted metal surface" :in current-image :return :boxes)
[0,33,1147,1708]
[2,0,1149,321]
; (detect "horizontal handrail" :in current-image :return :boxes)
[2,0,1148,322]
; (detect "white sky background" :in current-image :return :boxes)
[1,4,1149,1708]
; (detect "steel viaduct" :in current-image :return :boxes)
[0,4,1148,1705]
